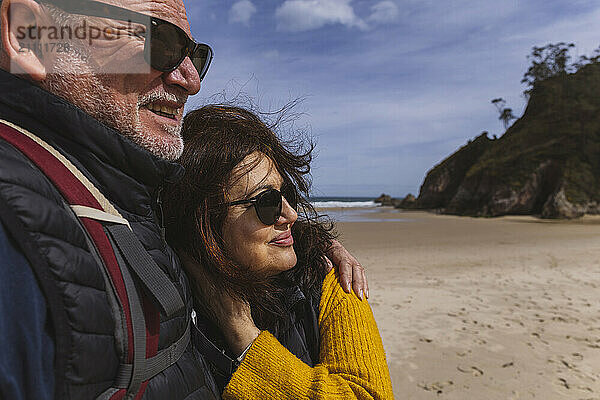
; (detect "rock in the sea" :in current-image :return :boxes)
[396,193,417,209]
[374,193,395,206]
[375,193,390,203]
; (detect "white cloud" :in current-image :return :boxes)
[229,0,257,26]
[275,0,367,32]
[368,1,400,25]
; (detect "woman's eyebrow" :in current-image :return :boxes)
[246,183,275,198]
[246,177,285,198]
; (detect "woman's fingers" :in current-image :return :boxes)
[324,256,334,272]
[339,259,353,293]
[327,240,369,298]
[351,262,366,300]
[362,268,369,299]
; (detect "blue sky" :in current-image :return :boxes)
[182,0,600,197]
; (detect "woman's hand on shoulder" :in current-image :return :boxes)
[326,240,369,300]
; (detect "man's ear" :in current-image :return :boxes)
[1,0,47,81]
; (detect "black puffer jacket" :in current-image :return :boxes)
[0,70,219,399]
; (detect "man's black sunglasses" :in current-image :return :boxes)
[35,0,213,80]
[228,187,297,226]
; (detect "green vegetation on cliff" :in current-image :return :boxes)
[413,44,600,218]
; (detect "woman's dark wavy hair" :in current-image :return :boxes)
[164,105,335,329]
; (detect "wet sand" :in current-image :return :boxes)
[335,209,600,399]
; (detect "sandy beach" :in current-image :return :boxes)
[333,208,600,400]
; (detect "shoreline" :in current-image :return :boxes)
[316,205,600,223]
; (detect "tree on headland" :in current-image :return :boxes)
[573,45,600,70]
[521,42,575,97]
[491,98,506,112]
[499,108,516,130]
[491,98,516,131]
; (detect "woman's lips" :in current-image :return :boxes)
[270,231,294,247]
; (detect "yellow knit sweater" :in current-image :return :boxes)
[223,269,394,399]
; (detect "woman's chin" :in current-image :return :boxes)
[273,251,298,273]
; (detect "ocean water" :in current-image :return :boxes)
[309,196,377,208]
[309,197,408,223]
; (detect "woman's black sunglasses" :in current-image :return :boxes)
[228,187,297,226]
[36,0,214,80]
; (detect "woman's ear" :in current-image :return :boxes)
[1,0,47,81]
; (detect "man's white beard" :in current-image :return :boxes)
[41,53,185,161]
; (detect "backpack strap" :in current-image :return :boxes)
[72,205,131,226]
[0,119,188,399]
[106,224,185,317]
[114,319,192,388]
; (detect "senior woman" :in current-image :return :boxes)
[164,105,393,399]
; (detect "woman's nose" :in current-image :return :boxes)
[276,197,298,226]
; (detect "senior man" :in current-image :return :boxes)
[0,0,367,399]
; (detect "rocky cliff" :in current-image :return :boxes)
[416,133,494,210]
[413,63,600,219]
